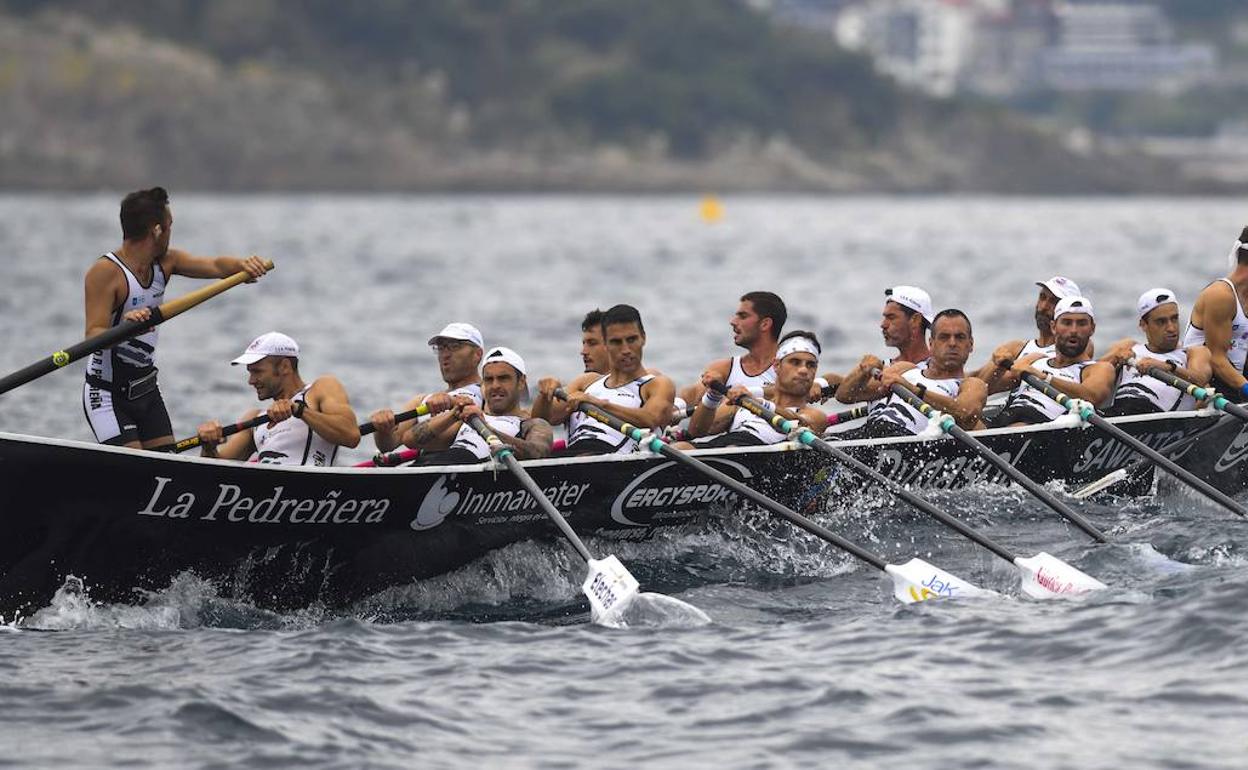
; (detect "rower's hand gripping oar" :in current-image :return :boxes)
[556,389,989,603]
[1128,359,1248,423]
[883,382,1111,543]
[465,414,707,626]
[1022,373,1248,518]
[0,260,275,396]
[155,403,432,454]
[715,383,1105,598]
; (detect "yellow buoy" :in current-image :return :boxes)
[699,195,723,223]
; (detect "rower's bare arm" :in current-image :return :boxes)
[1098,338,1138,369]
[371,394,425,452]
[402,407,460,451]
[1182,345,1213,387]
[682,359,731,405]
[305,376,362,448]
[974,340,1025,394]
[585,376,675,431]
[502,418,554,460]
[167,249,269,281]
[836,356,886,404]
[198,409,260,461]
[949,378,988,430]
[1201,285,1246,390]
[536,373,594,424]
[686,402,736,438]
[83,260,124,337]
[1047,361,1116,406]
[796,406,828,432]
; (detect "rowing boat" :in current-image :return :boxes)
[1,408,1242,618]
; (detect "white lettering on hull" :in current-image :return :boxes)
[135,476,391,526]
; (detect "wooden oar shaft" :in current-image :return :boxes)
[1133,362,1248,423]
[732,392,1020,564]
[558,389,888,571]
[358,404,431,437]
[0,261,274,397]
[887,383,1110,543]
[1022,373,1247,518]
[467,415,593,563]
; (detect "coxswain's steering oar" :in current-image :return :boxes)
[717,384,1105,599]
[156,403,431,454]
[556,389,990,603]
[465,414,708,626]
[1022,373,1248,518]
[0,260,275,396]
[884,383,1111,544]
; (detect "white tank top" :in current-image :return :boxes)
[1018,339,1055,359]
[869,367,961,434]
[448,414,523,460]
[87,253,167,384]
[567,374,656,453]
[1114,344,1193,412]
[724,402,790,444]
[727,355,776,389]
[1003,357,1092,421]
[1183,278,1248,378]
[250,386,339,466]
[424,383,484,408]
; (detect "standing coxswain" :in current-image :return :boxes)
[195,332,360,465]
[534,304,676,455]
[1182,227,1248,403]
[368,322,486,452]
[82,187,269,449]
[989,296,1116,427]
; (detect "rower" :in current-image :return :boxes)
[1182,227,1248,402]
[580,309,610,374]
[679,291,786,407]
[368,322,485,452]
[989,296,1116,427]
[835,284,934,406]
[1100,289,1212,416]
[836,309,987,439]
[975,275,1082,394]
[83,186,269,449]
[404,347,553,464]
[196,332,360,465]
[677,330,827,448]
[536,304,676,455]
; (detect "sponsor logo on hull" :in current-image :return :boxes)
[410,474,591,531]
[609,458,753,527]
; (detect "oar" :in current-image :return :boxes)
[358,448,422,468]
[1128,359,1248,423]
[1073,415,1236,499]
[1022,373,1248,518]
[826,405,870,427]
[884,383,1111,543]
[463,414,706,626]
[555,389,990,603]
[0,260,275,396]
[155,403,431,454]
[716,384,1105,598]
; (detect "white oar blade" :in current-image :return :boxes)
[583,555,641,625]
[885,558,993,604]
[1014,552,1108,599]
[1072,469,1128,500]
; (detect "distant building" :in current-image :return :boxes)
[835,0,982,96]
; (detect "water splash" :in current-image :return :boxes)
[596,592,713,629]
[22,575,182,631]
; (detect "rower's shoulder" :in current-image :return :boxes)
[566,371,599,391]
[702,357,731,375]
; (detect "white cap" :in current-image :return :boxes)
[481,346,526,377]
[1036,276,1081,300]
[231,331,299,365]
[427,322,484,350]
[884,285,934,324]
[1137,288,1178,320]
[1053,295,1095,321]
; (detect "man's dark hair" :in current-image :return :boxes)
[581,309,605,333]
[1238,226,1248,265]
[601,304,644,336]
[120,187,170,241]
[740,291,787,340]
[892,303,930,334]
[931,308,972,337]
[778,329,821,354]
